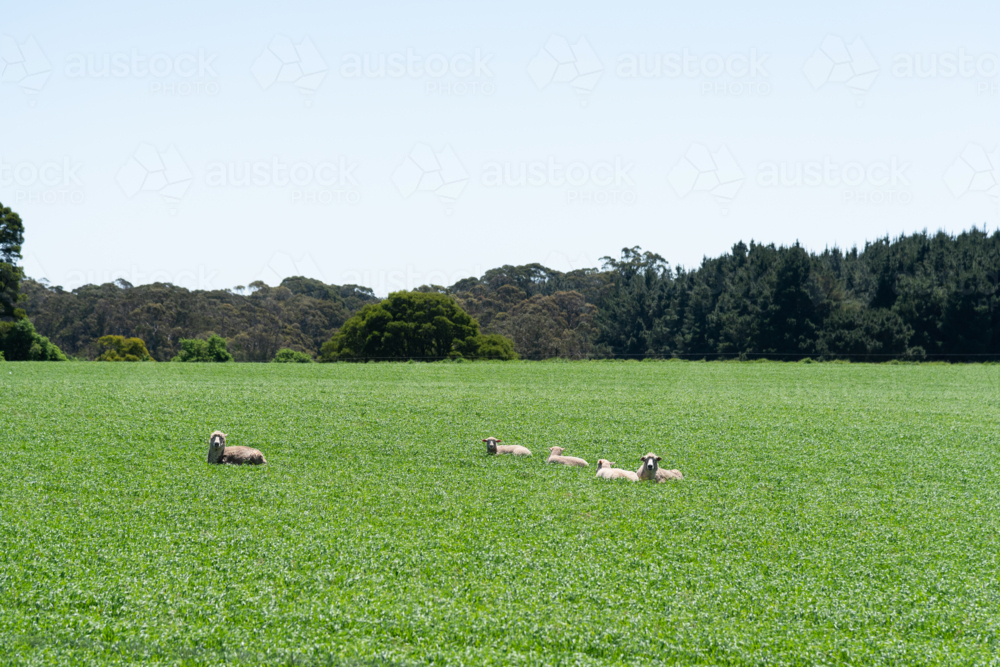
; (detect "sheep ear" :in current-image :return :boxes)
[656,456,662,461]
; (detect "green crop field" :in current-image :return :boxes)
[1,361,999,666]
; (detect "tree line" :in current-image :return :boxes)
[17,277,379,361]
[4,196,999,362]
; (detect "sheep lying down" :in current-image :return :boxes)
[206,431,267,465]
[483,436,532,456]
[636,452,682,481]
[546,446,588,467]
[595,459,639,480]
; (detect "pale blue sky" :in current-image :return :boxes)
[4,0,999,294]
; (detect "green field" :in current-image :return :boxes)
[2,361,999,666]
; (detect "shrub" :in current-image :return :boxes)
[0,318,66,361]
[474,334,519,360]
[95,335,154,362]
[171,334,233,362]
[272,348,313,363]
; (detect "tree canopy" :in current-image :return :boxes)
[19,277,378,361]
[320,291,517,361]
[0,319,66,361]
[0,202,26,320]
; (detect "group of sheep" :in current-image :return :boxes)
[204,431,683,483]
[482,436,683,483]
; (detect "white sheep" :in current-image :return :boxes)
[546,446,589,467]
[636,452,683,482]
[595,459,640,481]
[483,436,532,456]
[206,431,267,465]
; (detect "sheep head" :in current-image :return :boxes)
[639,452,662,473]
[207,431,228,463]
[483,436,501,455]
[548,446,564,456]
[596,458,614,469]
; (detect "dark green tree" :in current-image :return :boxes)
[755,244,819,358]
[0,203,26,320]
[595,247,671,357]
[320,291,515,361]
[0,318,66,360]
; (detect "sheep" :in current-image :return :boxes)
[636,452,683,482]
[206,430,267,465]
[595,459,640,481]
[546,446,589,467]
[482,436,532,456]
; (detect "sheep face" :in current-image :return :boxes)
[640,452,662,474]
[483,437,501,455]
[207,431,227,463]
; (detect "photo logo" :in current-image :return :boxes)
[668,144,744,210]
[252,36,327,96]
[527,35,603,101]
[205,157,360,205]
[944,144,999,208]
[615,48,771,97]
[116,144,193,206]
[757,157,912,205]
[0,35,51,100]
[1,156,85,205]
[392,144,468,205]
[64,48,220,97]
[481,157,636,205]
[803,35,878,99]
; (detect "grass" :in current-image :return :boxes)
[1,361,999,666]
